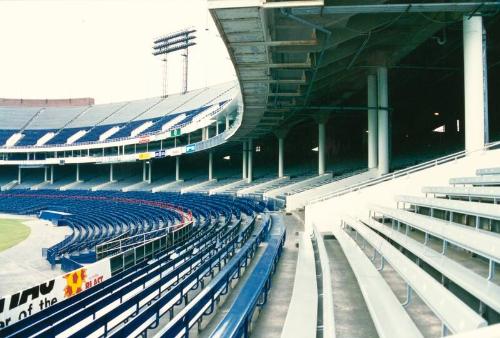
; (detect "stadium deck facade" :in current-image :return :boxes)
[1,1,500,337]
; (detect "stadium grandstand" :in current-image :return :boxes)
[0,0,500,337]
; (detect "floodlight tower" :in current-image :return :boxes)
[153,28,197,97]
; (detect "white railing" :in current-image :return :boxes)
[307,140,500,205]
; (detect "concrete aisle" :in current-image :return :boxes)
[324,236,379,338]
[252,212,303,338]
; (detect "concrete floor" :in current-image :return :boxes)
[0,214,70,295]
[324,237,379,338]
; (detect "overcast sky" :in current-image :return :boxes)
[0,0,236,103]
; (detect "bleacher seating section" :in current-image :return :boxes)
[0,188,290,338]
[328,166,500,336]
[0,82,236,147]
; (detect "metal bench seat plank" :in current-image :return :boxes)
[422,186,500,200]
[365,217,500,313]
[331,225,423,338]
[344,217,487,333]
[396,195,500,221]
[370,205,500,262]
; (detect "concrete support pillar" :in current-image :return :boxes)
[44,167,49,182]
[242,141,247,179]
[318,122,326,175]
[18,166,22,184]
[247,139,253,183]
[110,163,115,182]
[50,165,54,184]
[367,74,378,169]
[142,161,147,182]
[225,115,230,130]
[76,163,80,182]
[377,66,389,175]
[208,151,213,181]
[148,161,152,184]
[175,156,180,181]
[464,15,488,152]
[278,137,285,178]
[216,121,219,135]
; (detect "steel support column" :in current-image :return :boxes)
[110,164,115,182]
[247,139,253,183]
[377,66,389,175]
[318,122,326,175]
[278,137,285,178]
[76,163,81,182]
[464,15,487,152]
[368,74,378,169]
[242,141,247,180]
[175,156,180,181]
[208,151,213,181]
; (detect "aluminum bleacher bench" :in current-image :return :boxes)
[476,167,500,176]
[396,195,500,230]
[312,225,335,338]
[447,323,500,338]
[342,216,487,335]
[280,232,317,338]
[422,186,500,204]
[369,205,500,281]
[331,223,424,338]
[450,175,500,187]
[364,216,500,315]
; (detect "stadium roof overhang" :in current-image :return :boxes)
[209,0,500,141]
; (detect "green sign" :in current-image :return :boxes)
[170,129,181,137]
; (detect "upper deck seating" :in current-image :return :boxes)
[0,107,41,130]
[16,129,55,146]
[0,82,237,148]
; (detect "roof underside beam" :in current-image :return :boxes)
[291,2,500,15]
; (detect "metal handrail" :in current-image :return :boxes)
[307,140,500,205]
[95,220,193,258]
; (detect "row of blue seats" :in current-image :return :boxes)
[208,213,286,337]
[2,197,257,337]
[0,190,265,266]
[4,104,216,147]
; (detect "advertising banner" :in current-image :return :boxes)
[167,147,184,157]
[137,152,152,160]
[138,136,150,144]
[0,258,111,328]
[154,150,166,158]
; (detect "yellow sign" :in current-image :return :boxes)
[138,153,152,160]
